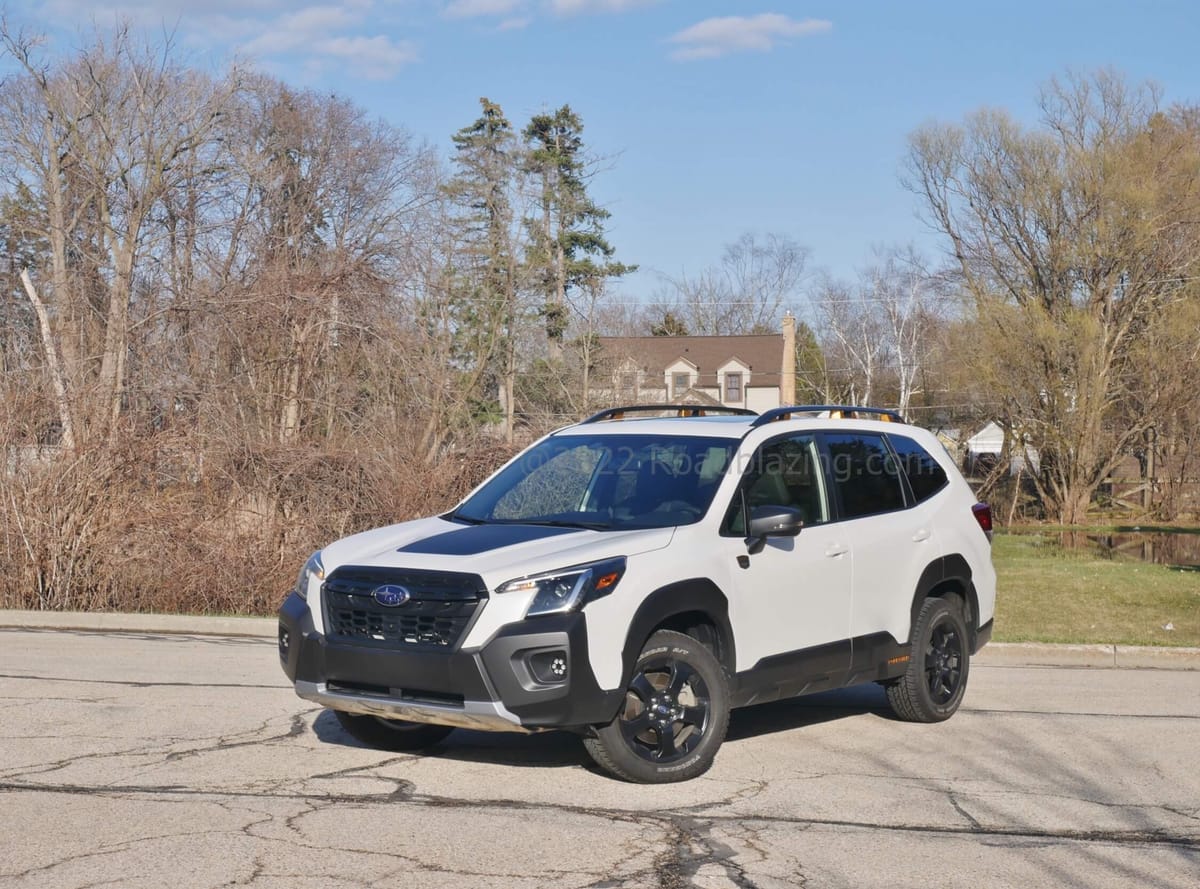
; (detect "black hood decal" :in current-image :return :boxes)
[397,523,583,556]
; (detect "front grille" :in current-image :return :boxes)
[321,566,486,651]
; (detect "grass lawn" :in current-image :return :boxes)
[991,532,1200,647]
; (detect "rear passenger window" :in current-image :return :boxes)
[823,433,906,519]
[888,434,949,503]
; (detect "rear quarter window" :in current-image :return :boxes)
[887,434,949,503]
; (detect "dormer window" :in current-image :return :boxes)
[724,372,743,403]
[672,372,690,397]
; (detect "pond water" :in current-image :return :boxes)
[1054,529,1200,570]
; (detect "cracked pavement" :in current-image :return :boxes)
[1,628,1197,888]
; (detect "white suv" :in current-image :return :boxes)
[279,405,996,783]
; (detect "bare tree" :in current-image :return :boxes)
[812,274,884,405]
[808,247,941,414]
[18,269,73,449]
[906,71,1200,523]
[654,232,808,335]
[868,248,939,415]
[1,20,240,439]
[198,76,436,447]
[0,20,88,432]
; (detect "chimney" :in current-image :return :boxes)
[780,313,796,405]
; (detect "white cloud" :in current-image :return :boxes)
[446,0,660,32]
[41,0,308,31]
[241,6,366,55]
[317,34,419,79]
[668,13,831,61]
[547,0,660,15]
[37,0,416,80]
[497,16,533,31]
[444,0,526,19]
[236,3,417,80]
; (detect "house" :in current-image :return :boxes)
[964,421,1040,476]
[593,317,798,412]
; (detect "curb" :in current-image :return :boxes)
[2,610,1198,670]
[0,609,276,639]
[974,641,1200,670]
[976,642,1117,669]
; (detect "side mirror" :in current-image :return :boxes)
[745,505,804,555]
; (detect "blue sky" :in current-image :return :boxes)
[9,1,1200,301]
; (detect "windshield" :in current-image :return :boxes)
[451,434,737,530]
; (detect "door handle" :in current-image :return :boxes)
[825,543,848,558]
[912,528,931,543]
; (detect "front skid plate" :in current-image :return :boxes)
[294,679,542,733]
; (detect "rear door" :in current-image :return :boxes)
[820,431,939,643]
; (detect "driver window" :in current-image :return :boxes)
[724,435,829,535]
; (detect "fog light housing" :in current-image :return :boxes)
[278,626,290,660]
[528,649,569,684]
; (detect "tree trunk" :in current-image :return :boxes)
[1142,426,1156,513]
[1058,486,1094,526]
[281,331,304,443]
[550,234,565,361]
[97,231,139,434]
[20,269,75,452]
[42,117,82,414]
[503,345,516,446]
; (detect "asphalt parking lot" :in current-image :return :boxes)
[1,627,1198,889]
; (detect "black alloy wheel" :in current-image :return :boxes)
[584,629,730,783]
[619,658,712,764]
[925,619,964,705]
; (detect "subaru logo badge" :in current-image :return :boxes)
[372,584,411,607]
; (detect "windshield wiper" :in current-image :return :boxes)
[445,511,488,525]
[524,519,612,531]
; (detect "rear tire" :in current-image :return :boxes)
[584,630,730,783]
[334,710,454,751]
[886,596,970,723]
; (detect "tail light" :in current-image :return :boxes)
[972,502,993,542]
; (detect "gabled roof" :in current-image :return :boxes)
[717,354,752,372]
[670,387,722,406]
[597,334,785,389]
[664,355,699,371]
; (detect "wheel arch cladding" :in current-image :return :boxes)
[910,555,978,644]
[622,578,736,684]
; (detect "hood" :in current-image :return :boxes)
[320,517,674,590]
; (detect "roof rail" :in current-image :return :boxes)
[750,405,906,427]
[582,404,758,424]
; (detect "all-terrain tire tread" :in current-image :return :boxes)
[886,596,969,724]
[583,629,730,783]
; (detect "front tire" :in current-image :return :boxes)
[886,596,970,722]
[334,710,455,751]
[584,630,730,783]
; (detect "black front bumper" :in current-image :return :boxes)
[278,592,623,731]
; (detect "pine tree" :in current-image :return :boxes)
[650,311,689,336]
[445,97,521,440]
[523,105,634,358]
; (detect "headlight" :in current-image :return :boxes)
[497,557,626,617]
[295,551,325,600]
